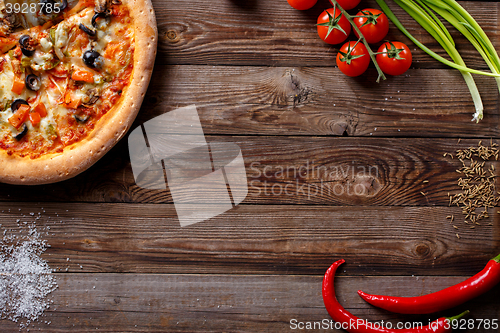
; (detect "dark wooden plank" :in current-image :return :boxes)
[0,138,497,206]
[1,273,498,332]
[138,65,500,137]
[0,203,497,275]
[156,0,500,68]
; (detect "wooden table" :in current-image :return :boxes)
[1,0,499,331]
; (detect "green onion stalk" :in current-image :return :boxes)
[376,0,500,122]
[422,0,500,120]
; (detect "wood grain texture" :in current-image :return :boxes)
[0,203,497,275]
[138,65,500,137]
[2,1,500,331]
[156,0,499,68]
[0,137,497,206]
[1,273,498,332]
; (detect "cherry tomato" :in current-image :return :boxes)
[287,0,317,10]
[337,41,370,77]
[317,7,351,45]
[336,0,361,10]
[353,8,389,44]
[376,41,412,76]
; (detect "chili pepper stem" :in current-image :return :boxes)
[328,0,387,82]
[492,253,500,263]
[447,310,470,321]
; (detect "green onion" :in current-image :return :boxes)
[421,0,500,121]
[376,0,500,122]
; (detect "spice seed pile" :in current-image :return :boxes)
[445,141,499,232]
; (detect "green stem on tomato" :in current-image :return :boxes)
[328,0,387,82]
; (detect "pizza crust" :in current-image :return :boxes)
[0,0,158,185]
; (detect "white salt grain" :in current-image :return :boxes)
[0,225,57,328]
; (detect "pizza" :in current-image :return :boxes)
[0,0,157,184]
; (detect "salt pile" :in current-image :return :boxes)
[0,224,57,328]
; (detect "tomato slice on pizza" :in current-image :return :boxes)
[0,0,157,184]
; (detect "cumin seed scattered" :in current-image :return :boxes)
[446,140,499,227]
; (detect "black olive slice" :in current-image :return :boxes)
[25,74,41,91]
[79,23,96,37]
[91,12,107,28]
[21,48,34,56]
[11,99,29,112]
[74,114,89,123]
[82,50,103,69]
[58,0,68,11]
[19,35,35,57]
[19,35,30,47]
[14,124,28,140]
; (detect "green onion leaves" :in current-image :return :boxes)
[376,0,500,122]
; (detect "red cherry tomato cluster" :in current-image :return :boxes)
[287,0,412,78]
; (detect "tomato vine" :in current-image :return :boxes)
[328,0,387,82]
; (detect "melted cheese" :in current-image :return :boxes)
[40,38,53,52]
[0,2,134,156]
[0,58,15,105]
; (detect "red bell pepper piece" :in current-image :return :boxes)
[8,104,30,129]
[322,259,468,333]
[358,253,500,314]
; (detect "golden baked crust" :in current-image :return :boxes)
[0,0,157,184]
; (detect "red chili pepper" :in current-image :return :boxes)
[322,259,468,333]
[358,253,500,314]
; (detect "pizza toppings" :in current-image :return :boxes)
[13,124,28,140]
[0,0,135,158]
[25,74,41,91]
[58,0,69,12]
[11,74,25,94]
[10,99,29,113]
[92,12,108,28]
[29,110,41,126]
[95,0,111,15]
[9,103,30,129]
[74,113,89,123]
[71,69,94,82]
[32,102,47,117]
[78,23,96,37]
[82,49,102,68]
[0,8,21,35]
[19,35,35,57]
